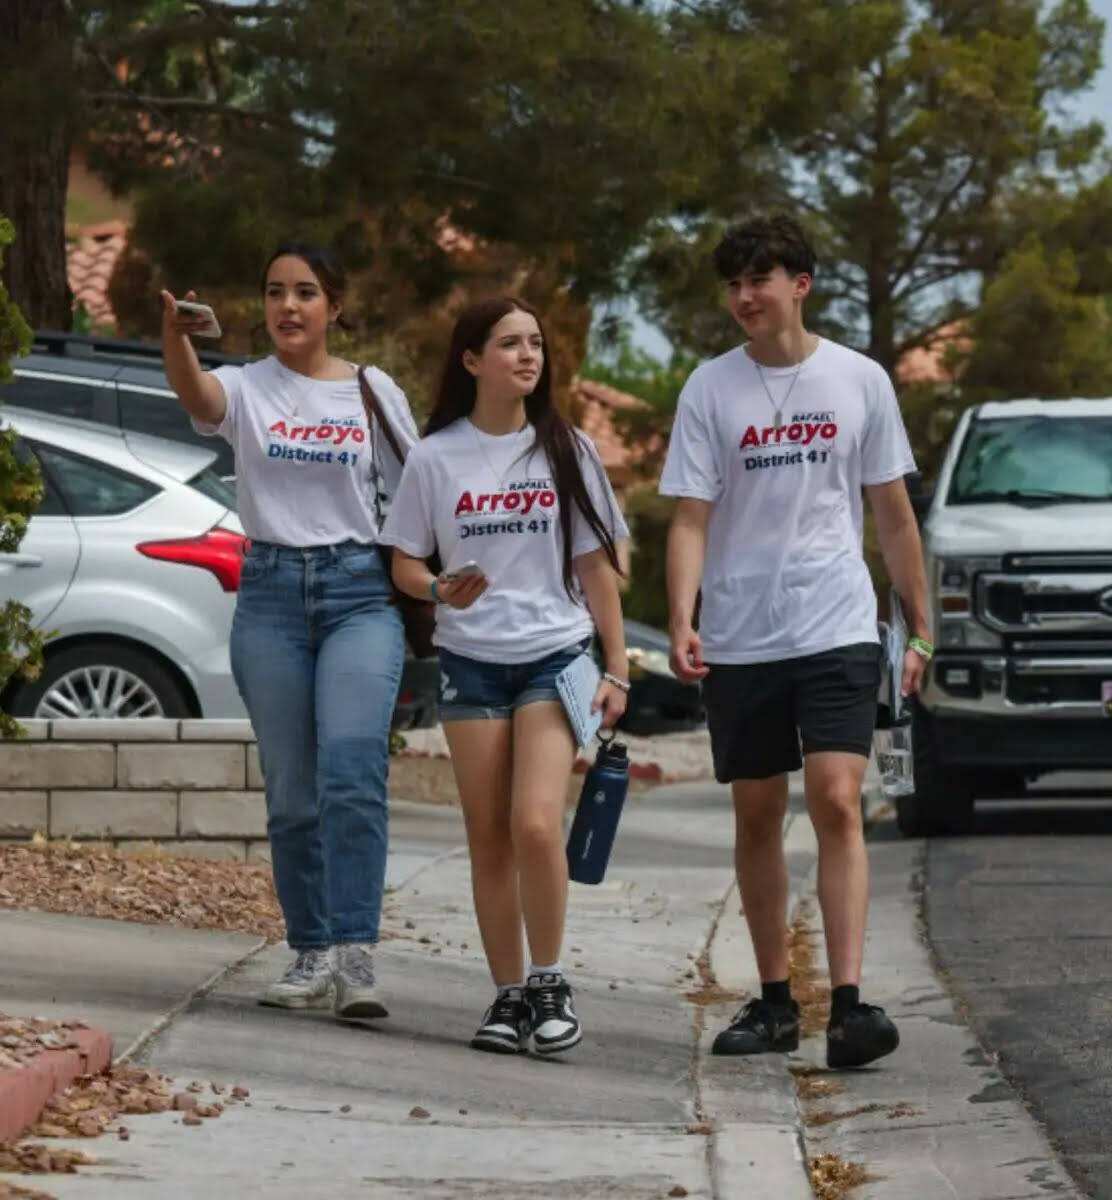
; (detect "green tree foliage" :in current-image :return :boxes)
[0,218,45,738]
[961,235,1112,400]
[5,1,730,331]
[636,0,1108,374]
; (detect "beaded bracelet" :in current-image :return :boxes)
[602,671,631,692]
[908,636,934,661]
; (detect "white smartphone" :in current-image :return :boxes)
[175,300,222,338]
[442,560,485,582]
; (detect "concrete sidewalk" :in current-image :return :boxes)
[0,781,1082,1199]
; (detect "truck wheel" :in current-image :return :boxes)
[897,703,975,837]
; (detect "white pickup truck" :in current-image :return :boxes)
[900,397,1112,835]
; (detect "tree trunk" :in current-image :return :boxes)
[865,59,897,375]
[0,0,74,331]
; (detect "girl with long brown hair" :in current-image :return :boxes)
[380,297,630,1055]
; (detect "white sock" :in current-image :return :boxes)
[496,981,525,996]
[528,962,563,980]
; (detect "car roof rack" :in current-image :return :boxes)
[31,329,247,369]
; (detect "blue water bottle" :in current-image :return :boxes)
[566,733,630,885]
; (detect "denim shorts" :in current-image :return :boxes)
[437,640,590,721]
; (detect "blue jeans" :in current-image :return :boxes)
[230,540,404,950]
[437,640,589,721]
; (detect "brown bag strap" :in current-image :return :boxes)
[357,367,408,467]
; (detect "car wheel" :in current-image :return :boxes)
[897,702,975,837]
[8,643,192,720]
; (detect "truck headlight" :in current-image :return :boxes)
[934,556,1002,649]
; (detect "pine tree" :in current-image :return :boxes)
[0,217,45,738]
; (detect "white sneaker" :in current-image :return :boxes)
[526,971,582,1054]
[333,943,388,1019]
[259,948,334,1009]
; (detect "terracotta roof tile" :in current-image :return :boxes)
[570,377,661,483]
[66,221,128,328]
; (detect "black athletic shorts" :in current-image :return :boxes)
[702,642,881,783]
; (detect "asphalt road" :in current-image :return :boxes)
[902,772,1112,1200]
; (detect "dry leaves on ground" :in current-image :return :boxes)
[1,1065,251,1192]
[0,1017,90,1073]
[0,840,284,941]
[788,899,830,1037]
[0,1182,58,1199]
[809,1152,873,1199]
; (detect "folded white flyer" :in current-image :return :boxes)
[555,652,603,750]
[886,589,908,723]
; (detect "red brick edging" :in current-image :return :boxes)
[0,1028,114,1143]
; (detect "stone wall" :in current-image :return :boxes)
[0,720,272,860]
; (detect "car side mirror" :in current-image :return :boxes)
[904,471,932,523]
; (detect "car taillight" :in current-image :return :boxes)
[136,528,248,592]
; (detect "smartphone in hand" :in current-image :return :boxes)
[442,560,485,583]
[175,300,222,338]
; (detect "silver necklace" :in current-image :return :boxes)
[753,357,806,427]
[469,419,528,491]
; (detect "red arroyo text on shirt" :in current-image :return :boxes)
[454,489,556,517]
[268,420,365,446]
[739,421,837,450]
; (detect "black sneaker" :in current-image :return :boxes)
[526,971,582,1055]
[711,997,800,1055]
[826,1003,899,1068]
[470,987,530,1055]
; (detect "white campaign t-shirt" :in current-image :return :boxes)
[192,356,418,546]
[378,418,629,663]
[659,338,915,664]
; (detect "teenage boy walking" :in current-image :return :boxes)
[660,215,931,1068]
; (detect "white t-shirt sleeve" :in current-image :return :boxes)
[378,453,437,559]
[190,365,239,441]
[658,374,722,501]
[860,364,916,485]
[570,432,630,558]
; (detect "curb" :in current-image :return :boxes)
[0,1026,113,1143]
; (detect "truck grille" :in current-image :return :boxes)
[977,553,1112,643]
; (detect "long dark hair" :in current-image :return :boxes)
[260,242,355,331]
[426,297,623,597]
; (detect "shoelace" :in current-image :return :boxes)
[486,990,524,1027]
[337,945,376,985]
[729,998,768,1026]
[529,982,567,1024]
[284,949,329,984]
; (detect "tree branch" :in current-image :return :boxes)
[892,265,971,300]
[85,90,335,145]
[890,158,980,288]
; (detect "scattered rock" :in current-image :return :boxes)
[408,1106,430,1120]
[172,1093,198,1112]
[232,1085,250,1099]
[668,1188,689,1198]
[339,1104,352,1114]
[0,842,284,940]
[181,1113,204,1127]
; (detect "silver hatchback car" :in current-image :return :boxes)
[1,405,247,719]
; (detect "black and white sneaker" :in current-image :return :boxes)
[471,987,530,1055]
[826,1003,899,1068]
[711,997,800,1055]
[526,971,582,1055]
